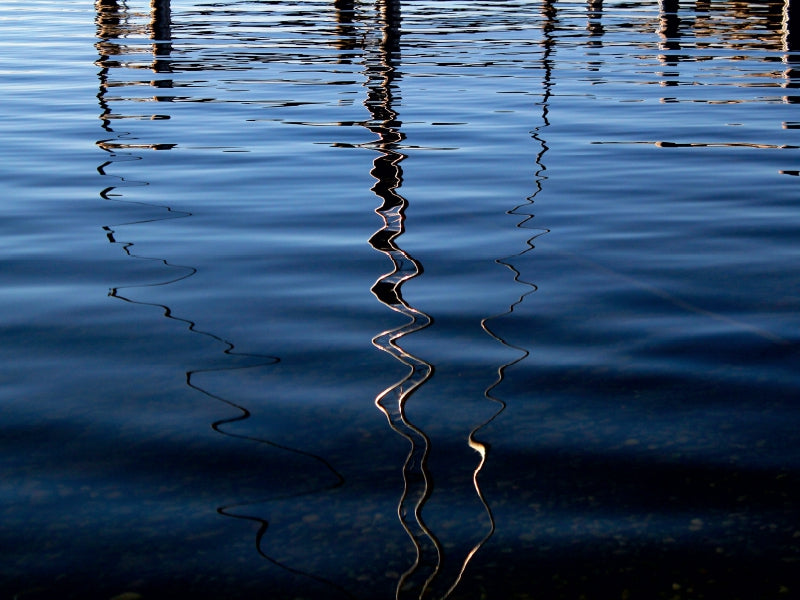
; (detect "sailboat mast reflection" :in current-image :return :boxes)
[359,2,561,597]
[784,0,800,103]
[356,2,442,598]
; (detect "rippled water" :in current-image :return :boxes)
[2,1,799,598]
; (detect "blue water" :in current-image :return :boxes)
[2,1,799,598]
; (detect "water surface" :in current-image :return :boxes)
[1,1,799,598]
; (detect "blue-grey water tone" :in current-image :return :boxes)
[2,1,799,598]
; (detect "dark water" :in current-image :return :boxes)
[2,1,800,598]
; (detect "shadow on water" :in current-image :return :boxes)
[94,2,353,597]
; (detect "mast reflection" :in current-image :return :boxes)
[784,0,800,103]
[657,0,682,88]
[95,0,175,152]
[95,0,181,273]
[587,0,604,45]
[355,1,543,597]
[95,0,127,138]
[358,2,440,598]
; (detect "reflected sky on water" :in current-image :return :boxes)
[1,1,800,599]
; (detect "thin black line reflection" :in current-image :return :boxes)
[499,0,555,275]
[441,6,562,581]
[95,4,351,597]
[478,0,557,577]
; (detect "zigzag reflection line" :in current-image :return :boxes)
[371,246,440,600]
[368,137,440,598]
[99,115,348,600]
[190,369,354,600]
[186,366,344,489]
[109,267,351,598]
[104,194,350,596]
[457,9,557,593]
[421,256,541,600]
[110,286,351,596]
[95,3,353,595]
[216,501,358,600]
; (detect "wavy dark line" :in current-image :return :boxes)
[100,133,351,600]
[448,16,558,596]
[95,3,351,596]
[216,501,358,600]
[469,7,558,590]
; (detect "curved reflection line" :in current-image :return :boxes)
[95,3,352,596]
[105,228,351,594]
[358,2,444,598]
[464,1,557,586]
[432,6,562,590]
[109,281,352,598]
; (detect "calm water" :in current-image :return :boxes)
[2,1,799,598]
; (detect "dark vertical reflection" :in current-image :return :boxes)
[360,3,441,598]
[95,0,175,150]
[150,0,173,75]
[784,0,800,102]
[333,0,359,58]
[586,0,604,45]
[659,0,681,51]
[658,0,682,88]
[95,0,127,137]
[585,0,604,76]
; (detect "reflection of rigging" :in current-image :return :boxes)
[94,3,350,597]
[444,5,561,591]
[478,0,557,575]
[491,0,555,304]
